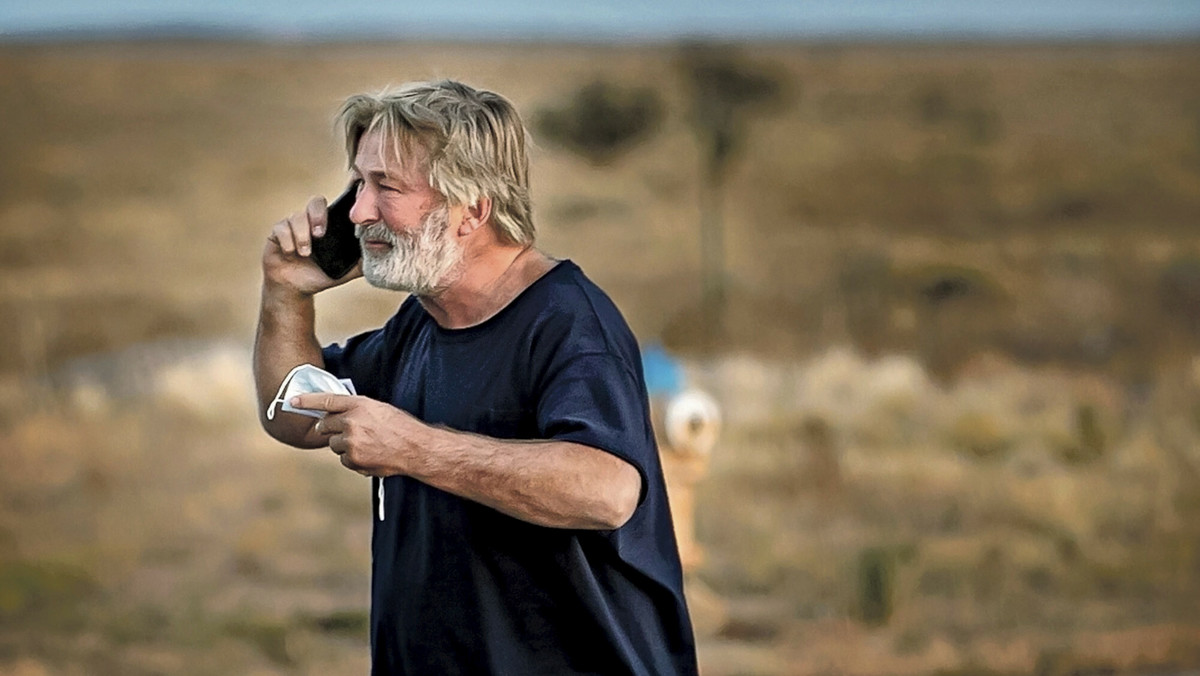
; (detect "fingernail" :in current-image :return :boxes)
[299,245,310,256]
[314,226,325,237]
[290,397,301,406]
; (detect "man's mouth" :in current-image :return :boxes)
[362,238,394,252]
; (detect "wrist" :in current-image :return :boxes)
[261,278,315,306]
[398,420,453,480]
[259,282,317,332]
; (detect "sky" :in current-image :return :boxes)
[2,0,1200,42]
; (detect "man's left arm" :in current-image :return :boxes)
[293,393,642,530]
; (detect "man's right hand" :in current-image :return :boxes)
[262,195,362,296]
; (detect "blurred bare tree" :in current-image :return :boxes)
[676,44,789,314]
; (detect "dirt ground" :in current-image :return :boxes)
[1,40,1199,674]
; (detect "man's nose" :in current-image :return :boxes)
[349,185,378,225]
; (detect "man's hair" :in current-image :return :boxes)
[337,80,534,246]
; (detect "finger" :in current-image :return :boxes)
[314,417,336,436]
[271,220,297,255]
[330,435,372,476]
[288,212,312,257]
[308,195,329,238]
[317,412,347,436]
[339,452,367,474]
[291,393,356,414]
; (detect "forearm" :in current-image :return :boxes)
[253,284,326,447]
[407,427,641,530]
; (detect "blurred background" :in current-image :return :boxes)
[1,2,1199,674]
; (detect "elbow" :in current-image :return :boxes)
[603,499,637,531]
[596,462,641,530]
[259,413,324,449]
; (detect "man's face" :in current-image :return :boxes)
[349,129,464,295]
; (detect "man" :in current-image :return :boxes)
[254,80,698,675]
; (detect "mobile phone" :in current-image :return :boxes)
[311,181,362,279]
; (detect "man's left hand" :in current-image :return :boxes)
[291,393,421,476]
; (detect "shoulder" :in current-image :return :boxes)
[522,260,638,356]
[325,294,427,364]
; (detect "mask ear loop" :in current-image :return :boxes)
[265,363,308,421]
[378,478,385,521]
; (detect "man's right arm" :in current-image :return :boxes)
[253,195,362,448]
[254,285,327,447]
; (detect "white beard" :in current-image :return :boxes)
[356,205,463,295]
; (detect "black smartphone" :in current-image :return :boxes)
[311,181,362,279]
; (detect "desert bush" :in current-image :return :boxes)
[1054,404,1108,466]
[901,263,1005,308]
[0,559,96,629]
[1159,254,1200,338]
[304,609,369,638]
[948,411,1014,461]
[911,82,1003,146]
[533,80,664,166]
[857,547,895,626]
[895,262,1007,381]
[222,615,293,666]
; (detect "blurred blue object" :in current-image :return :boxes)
[642,343,683,397]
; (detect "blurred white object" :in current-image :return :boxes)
[664,389,721,457]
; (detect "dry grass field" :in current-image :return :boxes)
[1,39,1199,675]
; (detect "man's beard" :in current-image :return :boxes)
[355,205,463,295]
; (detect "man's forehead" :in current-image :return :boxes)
[355,128,428,178]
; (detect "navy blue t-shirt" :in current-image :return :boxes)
[321,260,698,675]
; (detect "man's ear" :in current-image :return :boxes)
[457,197,493,237]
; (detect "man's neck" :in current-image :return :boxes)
[417,245,556,329]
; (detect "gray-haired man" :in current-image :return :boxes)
[254,80,697,675]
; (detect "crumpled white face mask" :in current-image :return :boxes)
[265,363,357,421]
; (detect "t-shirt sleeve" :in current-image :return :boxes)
[321,328,387,400]
[536,351,654,503]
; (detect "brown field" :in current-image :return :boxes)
[1,40,1199,675]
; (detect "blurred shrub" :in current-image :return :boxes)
[912,83,1003,146]
[899,263,1007,381]
[905,264,1004,308]
[0,559,96,629]
[948,411,1014,461]
[1046,402,1114,466]
[223,615,293,666]
[533,80,664,166]
[305,609,369,638]
[837,252,1039,406]
[857,547,894,626]
[1159,255,1200,337]
[915,85,952,125]
[1064,404,1106,465]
